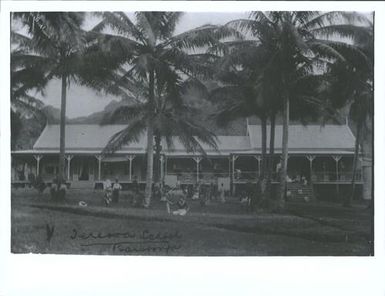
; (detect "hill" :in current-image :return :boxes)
[11,85,352,151]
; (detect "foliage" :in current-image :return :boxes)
[12,12,122,184]
[96,12,238,206]
[224,11,372,209]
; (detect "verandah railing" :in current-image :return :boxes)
[311,171,362,183]
[165,170,363,183]
[166,172,230,184]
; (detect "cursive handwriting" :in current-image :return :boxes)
[80,240,182,254]
[70,229,136,240]
[70,228,182,241]
[70,228,183,254]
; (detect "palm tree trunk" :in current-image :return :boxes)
[279,94,289,210]
[261,115,267,179]
[144,119,154,207]
[267,111,276,198]
[144,70,155,207]
[361,115,373,202]
[344,120,361,207]
[58,75,67,183]
[154,132,161,184]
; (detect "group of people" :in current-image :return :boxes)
[103,178,122,206]
[164,181,227,216]
[101,177,230,216]
[188,182,227,204]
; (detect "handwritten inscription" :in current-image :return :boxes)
[70,228,183,255]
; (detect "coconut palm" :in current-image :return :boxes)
[12,12,121,185]
[211,39,325,207]
[101,81,218,182]
[227,11,372,209]
[11,47,47,147]
[324,24,373,206]
[210,42,270,179]
[94,12,237,206]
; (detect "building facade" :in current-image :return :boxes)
[11,123,364,200]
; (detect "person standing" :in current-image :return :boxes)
[132,176,139,193]
[103,179,112,206]
[219,183,226,203]
[209,182,215,201]
[112,178,122,203]
[153,182,162,201]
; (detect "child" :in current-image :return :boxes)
[103,179,112,206]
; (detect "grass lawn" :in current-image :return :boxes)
[11,188,373,256]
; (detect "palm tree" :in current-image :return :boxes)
[12,12,121,185]
[210,42,270,179]
[11,48,47,148]
[94,12,237,206]
[211,39,324,207]
[227,11,371,210]
[324,24,373,206]
[102,83,218,181]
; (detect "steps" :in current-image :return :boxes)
[286,182,314,202]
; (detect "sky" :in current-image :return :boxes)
[30,12,248,118]
[24,11,372,119]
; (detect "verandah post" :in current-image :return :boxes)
[33,155,43,176]
[332,155,342,200]
[65,155,73,180]
[193,156,202,183]
[306,155,316,184]
[95,155,103,181]
[127,155,136,181]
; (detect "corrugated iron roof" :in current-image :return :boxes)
[247,124,355,152]
[33,124,147,152]
[28,123,355,155]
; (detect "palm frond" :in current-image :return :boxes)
[101,103,147,125]
[102,119,147,154]
[135,12,156,46]
[167,24,241,52]
[303,11,371,30]
[311,24,371,41]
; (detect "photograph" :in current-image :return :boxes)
[10,10,374,256]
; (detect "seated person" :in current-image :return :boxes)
[167,196,189,216]
[240,190,250,204]
[192,183,200,200]
[293,174,301,183]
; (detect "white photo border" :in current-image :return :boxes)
[1,2,384,296]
